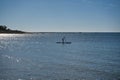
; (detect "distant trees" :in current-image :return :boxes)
[0,25,8,30]
[0,25,12,31]
[0,25,24,33]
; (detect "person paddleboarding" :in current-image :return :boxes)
[56,36,71,44]
[62,36,66,44]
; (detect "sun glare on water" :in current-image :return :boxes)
[0,34,28,38]
[0,34,20,37]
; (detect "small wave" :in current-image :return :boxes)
[2,55,21,63]
[18,79,23,80]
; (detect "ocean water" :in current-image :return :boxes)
[0,33,120,80]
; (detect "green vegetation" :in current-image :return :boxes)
[0,25,25,33]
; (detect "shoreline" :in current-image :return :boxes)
[0,32,120,34]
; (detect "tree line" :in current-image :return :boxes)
[0,25,11,31]
[0,25,24,33]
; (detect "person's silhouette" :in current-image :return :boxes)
[62,37,65,43]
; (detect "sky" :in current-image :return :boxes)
[0,0,120,32]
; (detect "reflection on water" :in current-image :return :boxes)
[0,33,120,80]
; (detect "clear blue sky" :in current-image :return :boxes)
[0,0,120,32]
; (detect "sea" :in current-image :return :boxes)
[0,32,120,80]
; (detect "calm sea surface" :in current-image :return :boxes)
[0,33,120,80]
